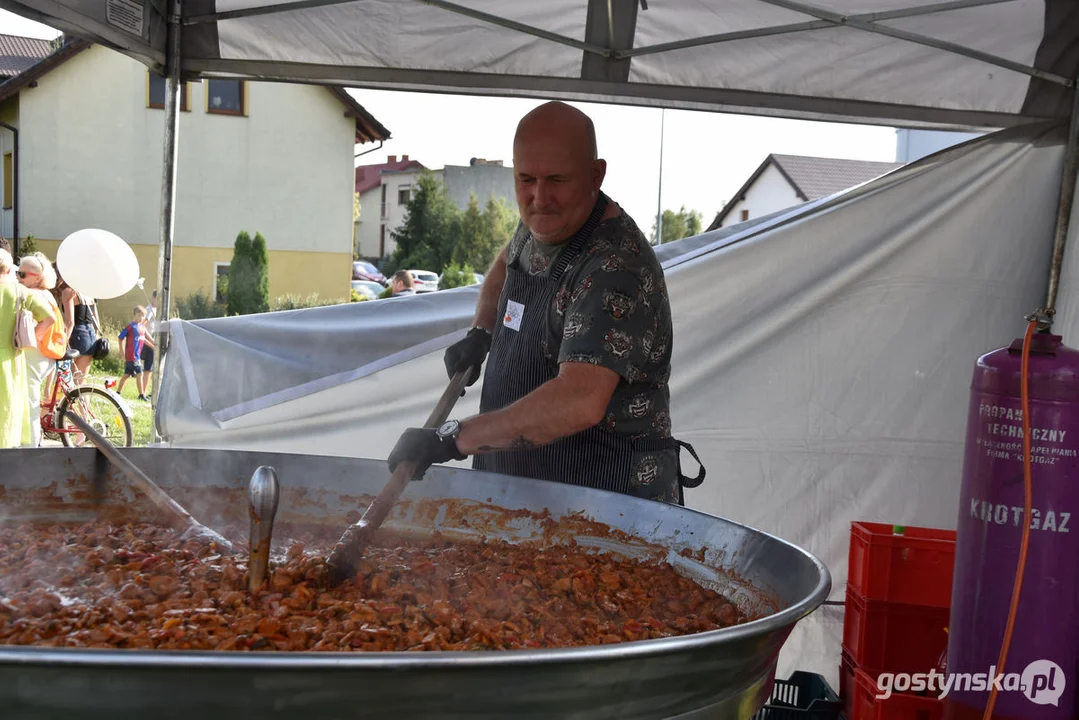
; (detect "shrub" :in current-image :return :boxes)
[226,231,270,316]
[350,289,369,303]
[176,290,227,320]
[270,293,341,311]
[18,233,39,260]
[438,262,475,290]
[90,316,127,378]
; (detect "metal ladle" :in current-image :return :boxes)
[65,411,233,550]
[247,466,280,592]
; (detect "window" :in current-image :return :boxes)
[379,224,386,257]
[398,185,411,205]
[380,184,388,219]
[740,209,749,222]
[214,262,230,303]
[147,71,190,111]
[206,79,246,115]
[2,153,11,209]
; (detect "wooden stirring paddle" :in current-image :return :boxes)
[325,369,471,583]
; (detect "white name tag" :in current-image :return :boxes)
[503,300,525,332]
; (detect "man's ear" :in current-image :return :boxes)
[592,159,607,191]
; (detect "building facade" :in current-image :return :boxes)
[355,156,515,262]
[0,36,388,318]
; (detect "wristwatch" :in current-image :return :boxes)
[436,419,461,443]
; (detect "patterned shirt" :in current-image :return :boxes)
[507,209,673,440]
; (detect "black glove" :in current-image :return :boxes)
[444,327,492,389]
[388,428,467,478]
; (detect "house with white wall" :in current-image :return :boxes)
[354,154,426,260]
[0,34,389,317]
[354,156,515,262]
[895,128,982,163]
[706,154,903,231]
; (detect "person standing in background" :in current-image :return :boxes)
[0,249,54,448]
[16,253,66,447]
[140,290,157,398]
[117,306,150,401]
[58,268,99,381]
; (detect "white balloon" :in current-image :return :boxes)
[56,229,141,300]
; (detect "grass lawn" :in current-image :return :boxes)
[86,371,155,447]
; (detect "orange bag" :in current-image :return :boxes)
[36,294,68,361]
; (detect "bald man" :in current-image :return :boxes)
[388,102,704,504]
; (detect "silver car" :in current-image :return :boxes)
[351,280,384,300]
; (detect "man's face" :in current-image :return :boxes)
[514,139,605,245]
[392,278,403,293]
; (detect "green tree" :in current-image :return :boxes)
[226,230,270,315]
[480,195,517,269]
[651,205,703,245]
[389,171,461,273]
[451,194,486,268]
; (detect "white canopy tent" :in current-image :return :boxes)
[5,0,1078,400]
[3,0,1079,129]
[152,122,1079,685]
[6,0,1079,694]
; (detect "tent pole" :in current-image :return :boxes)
[150,0,183,440]
[655,108,663,245]
[1041,81,1079,324]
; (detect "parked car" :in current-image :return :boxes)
[351,280,384,300]
[408,269,440,293]
[473,273,485,285]
[353,260,386,285]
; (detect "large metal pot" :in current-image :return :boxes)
[0,448,830,720]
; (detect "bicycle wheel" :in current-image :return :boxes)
[58,387,134,447]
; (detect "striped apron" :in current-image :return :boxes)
[474,196,705,504]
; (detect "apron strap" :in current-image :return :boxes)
[549,193,609,283]
[674,440,706,488]
[631,436,706,489]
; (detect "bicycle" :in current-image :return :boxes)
[40,349,134,447]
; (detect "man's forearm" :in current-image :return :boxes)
[455,375,604,454]
[455,361,621,455]
[473,246,507,330]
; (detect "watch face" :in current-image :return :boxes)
[438,420,458,437]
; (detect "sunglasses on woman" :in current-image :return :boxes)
[16,271,38,279]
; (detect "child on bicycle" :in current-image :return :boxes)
[117,306,154,401]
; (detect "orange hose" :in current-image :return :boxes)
[983,320,1037,719]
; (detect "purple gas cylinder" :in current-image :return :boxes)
[944,333,1079,720]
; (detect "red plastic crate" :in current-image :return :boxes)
[852,667,943,720]
[843,588,949,676]
[848,522,956,608]
[840,650,856,720]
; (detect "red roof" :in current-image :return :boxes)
[0,33,52,78]
[355,155,425,194]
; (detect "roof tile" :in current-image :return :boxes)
[0,33,52,78]
[771,154,903,200]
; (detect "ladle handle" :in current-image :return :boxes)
[64,411,195,533]
[326,369,471,582]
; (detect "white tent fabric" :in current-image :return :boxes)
[3,0,1078,129]
[155,123,1072,685]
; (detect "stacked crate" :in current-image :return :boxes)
[841,522,956,720]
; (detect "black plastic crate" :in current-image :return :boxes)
[751,671,843,720]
